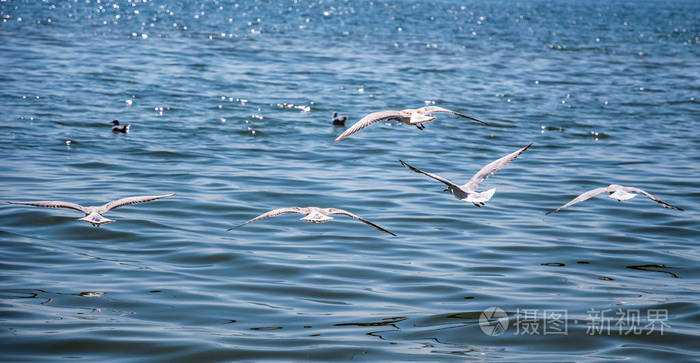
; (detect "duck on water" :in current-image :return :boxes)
[111,119,130,133]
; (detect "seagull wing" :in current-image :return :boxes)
[8,200,88,213]
[623,187,684,211]
[465,144,531,192]
[421,106,488,126]
[400,160,461,190]
[546,187,609,214]
[227,207,308,231]
[325,208,396,236]
[97,193,175,214]
[334,110,403,142]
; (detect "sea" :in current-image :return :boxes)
[1,0,698,360]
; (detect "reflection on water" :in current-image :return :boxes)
[626,264,679,279]
[334,316,407,327]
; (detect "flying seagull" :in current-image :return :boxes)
[546,185,683,214]
[400,144,531,207]
[111,119,130,133]
[332,112,347,126]
[334,106,486,142]
[228,206,396,236]
[8,193,175,226]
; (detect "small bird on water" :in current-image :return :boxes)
[332,112,347,126]
[111,119,130,133]
[228,206,396,236]
[8,193,175,226]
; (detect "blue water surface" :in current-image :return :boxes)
[1,0,699,360]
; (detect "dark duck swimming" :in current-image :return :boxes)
[332,112,347,126]
[111,119,130,133]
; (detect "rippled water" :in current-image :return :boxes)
[1,0,699,360]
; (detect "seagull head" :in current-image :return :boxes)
[607,184,623,195]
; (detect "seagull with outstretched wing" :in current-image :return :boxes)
[546,184,683,214]
[228,206,396,236]
[8,193,175,226]
[400,144,531,207]
[334,105,486,142]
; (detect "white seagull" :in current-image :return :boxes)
[334,106,487,142]
[8,193,175,226]
[400,144,531,207]
[546,185,683,214]
[228,206,396,236]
